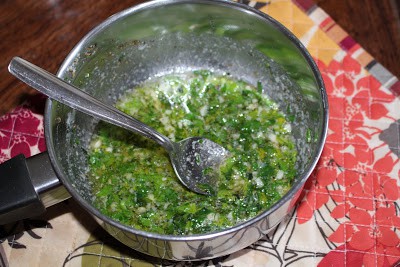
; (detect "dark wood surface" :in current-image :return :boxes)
[1,0,399,115]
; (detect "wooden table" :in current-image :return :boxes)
[1,0,399,115]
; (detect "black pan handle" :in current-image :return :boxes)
[0,152,70,225]
[0,154,45,224]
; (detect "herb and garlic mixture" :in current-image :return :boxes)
[88,70,297,235]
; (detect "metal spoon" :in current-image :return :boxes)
[8,57,228,195]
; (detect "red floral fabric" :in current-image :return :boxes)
[297,54,400,267]
[0,94,46,162]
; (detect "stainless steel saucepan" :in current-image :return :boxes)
[0,0,328,260]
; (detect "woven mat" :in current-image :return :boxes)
[1,0,399,266]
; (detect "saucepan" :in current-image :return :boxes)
[0,0,328,260]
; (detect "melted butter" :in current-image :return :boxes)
[88,70,297,235]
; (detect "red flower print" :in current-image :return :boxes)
[330,190,345,203]
[319,243,398,267]
[320,143,345,167]
[335,73,355,97]
[326,118,343,143]
[329,207,400,267]
[9,134,32,158]
[38,137,46,152]
[328,223,354,244]
[315,186,330,209]
[0,130,11,150]
[373,154,397,174]
[296,198,314,224]
[328,97,345,119]
[349,226,375,251]
[14,108,44,136]
[316,165,337,186]
[315,58,327,71]
[347,195,374,211]
[0,113,16,132]
[337,169,363,187]
[322,72,335,95]
[304,40,399,267]
[343,120,369,146]
[326,59,341,76]
[297,166,340,224]
[0,150,10,163]
[17,108,32,119]
[330,202,349,219]
[342,145,373,171]
[348,208,371,225]
[373,173,399,201]
[370,102,389,120]
[358,75,395,101]
[349,96,369,121]
[342,54,362,76]
[376,204,400,228]
[297,187,316,224]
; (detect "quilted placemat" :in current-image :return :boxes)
[1,0,399,266]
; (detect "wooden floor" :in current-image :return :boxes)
[1,0,399,115]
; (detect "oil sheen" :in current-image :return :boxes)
[87,70,297,235]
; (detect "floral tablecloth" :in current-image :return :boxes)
[1,0,399,266]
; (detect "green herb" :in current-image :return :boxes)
[257,81,263,94]
[306,128,312,143]
[88,71,297,235]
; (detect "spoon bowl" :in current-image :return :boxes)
[172,137,230,194]
[8,56,228,195]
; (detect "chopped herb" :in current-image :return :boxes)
[88,71,297,235]
[306,128,312,143]
[257,81,263,94]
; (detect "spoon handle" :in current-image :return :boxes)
[8,57,174,152]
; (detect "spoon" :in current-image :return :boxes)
[8,57,229,195]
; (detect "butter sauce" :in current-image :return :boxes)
[88,70,297,235]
